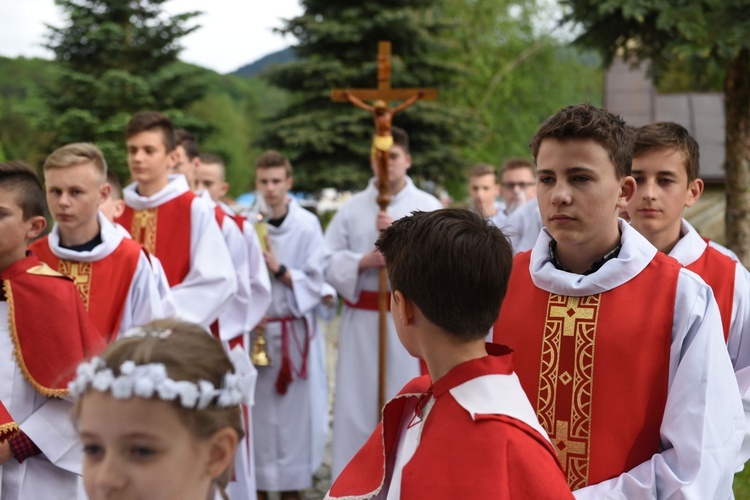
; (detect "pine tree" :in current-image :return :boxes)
[261,0,478,193]
[43,0,208,178]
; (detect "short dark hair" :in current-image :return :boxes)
[500,157,534,174]
[469,163,497,180]
[200,152,227,180]
[255,150,292,177]
[392,126,409,153]
[0,161,47,219]
[634,122,700,182]
[529,103,634,178]
[106,169,122,200]
[375,208,513,340]
[126,111,175,152]
[174,129,200,161]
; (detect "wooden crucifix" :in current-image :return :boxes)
[332,41,437,413]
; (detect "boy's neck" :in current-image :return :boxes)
[421,331,487,384]
[644,222,683,256]
[0,249,26,275]
[59,217,101,248]
[554,226,621,275]
[389,177,408,196]
[269,198,289,220]
[137,177,170,198]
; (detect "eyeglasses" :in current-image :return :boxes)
[501,182,535,189]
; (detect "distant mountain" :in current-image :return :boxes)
[232,47,296,77]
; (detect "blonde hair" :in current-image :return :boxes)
[73,319,244,499]
[44,142,108,182]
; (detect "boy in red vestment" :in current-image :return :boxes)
[493,104,743,497]
[30,143,163,340]
[0,161,102,498]
[627,121,750,467]
[115,111,237,328]
[328,209,572,499]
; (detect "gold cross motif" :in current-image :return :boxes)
[549,296,595,337]
[551,420,586,468]
[131,209,158,254]
[59,261,92,310]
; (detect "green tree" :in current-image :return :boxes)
[560,0,750,263]
[440,0,603,183]
[43,0,208,180]
[261,0,479,193]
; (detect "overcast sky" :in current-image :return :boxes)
[0,0,303,74]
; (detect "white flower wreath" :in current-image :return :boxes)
[68,356,254,409]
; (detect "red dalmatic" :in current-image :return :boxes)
[30,237,143,341]
[493,251,680,490]
[116,191,194,287]
[686,246,735,342]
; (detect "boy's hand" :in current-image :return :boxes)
[376,212,393,231]
[359,250,385,270]
[263,235,281,274]
[0,441,12,464]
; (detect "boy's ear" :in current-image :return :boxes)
[26,216,47,241]
[393,290,414,326]
[684,178,704,208]
[204,427,238,480]
[616,175,637,209]
[99,183,111,206]
[219,182,229,198]
[113,199,126,219]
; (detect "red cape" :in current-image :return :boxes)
[1,255,104,397]
[329,344,572,499]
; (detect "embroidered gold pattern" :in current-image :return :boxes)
[538,293,600,489]
[58,261,93,310]
[130,209,158,254]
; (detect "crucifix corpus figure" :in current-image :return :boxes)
[331,41,437,415]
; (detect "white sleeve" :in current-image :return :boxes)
[574,271,744,499]
[149,254,177,318]
[170,198,238,327]
[324,209,364,303]
[727,264,750,467]
[117,252,165,336]
[286,222,326,317]
[216,218,251,340]
[20,398,82,475]
[244,224,271,331]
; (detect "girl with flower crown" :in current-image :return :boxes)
[69,319,255,500]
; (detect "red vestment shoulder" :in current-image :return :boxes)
[328,345,572,499]
[686,245,736,341]
[494,250,680,489]
[116,191,194,287]
[30,236,143,341]
[1,255,104,397]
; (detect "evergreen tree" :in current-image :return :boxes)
[261,0,479,193]
[43,0,208,178]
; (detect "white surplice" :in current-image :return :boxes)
[122,175,237,328]
[113,222,176,319]
[218,201,272,332]
[527,220,744,499]
[253,198,325,491]
[505,197,543,254]
[669,219,750,469]
[44,212,163,337]
[323,177,442,479]
[0,305,82,499]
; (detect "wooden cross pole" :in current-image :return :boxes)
[332,41,437,414]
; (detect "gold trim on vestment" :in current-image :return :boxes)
[131,209,158,254]
[25,263,64,278]
[3,280,68,398]
[58,261,93,310]
[538,293,600,489]
[0,422,19,443]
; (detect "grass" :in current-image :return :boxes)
[735,467,750,499]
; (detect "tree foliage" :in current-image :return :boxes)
[42,0,208,180]
[560,0,750,263]
[439,0,603,185]
[261,0,480,193]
